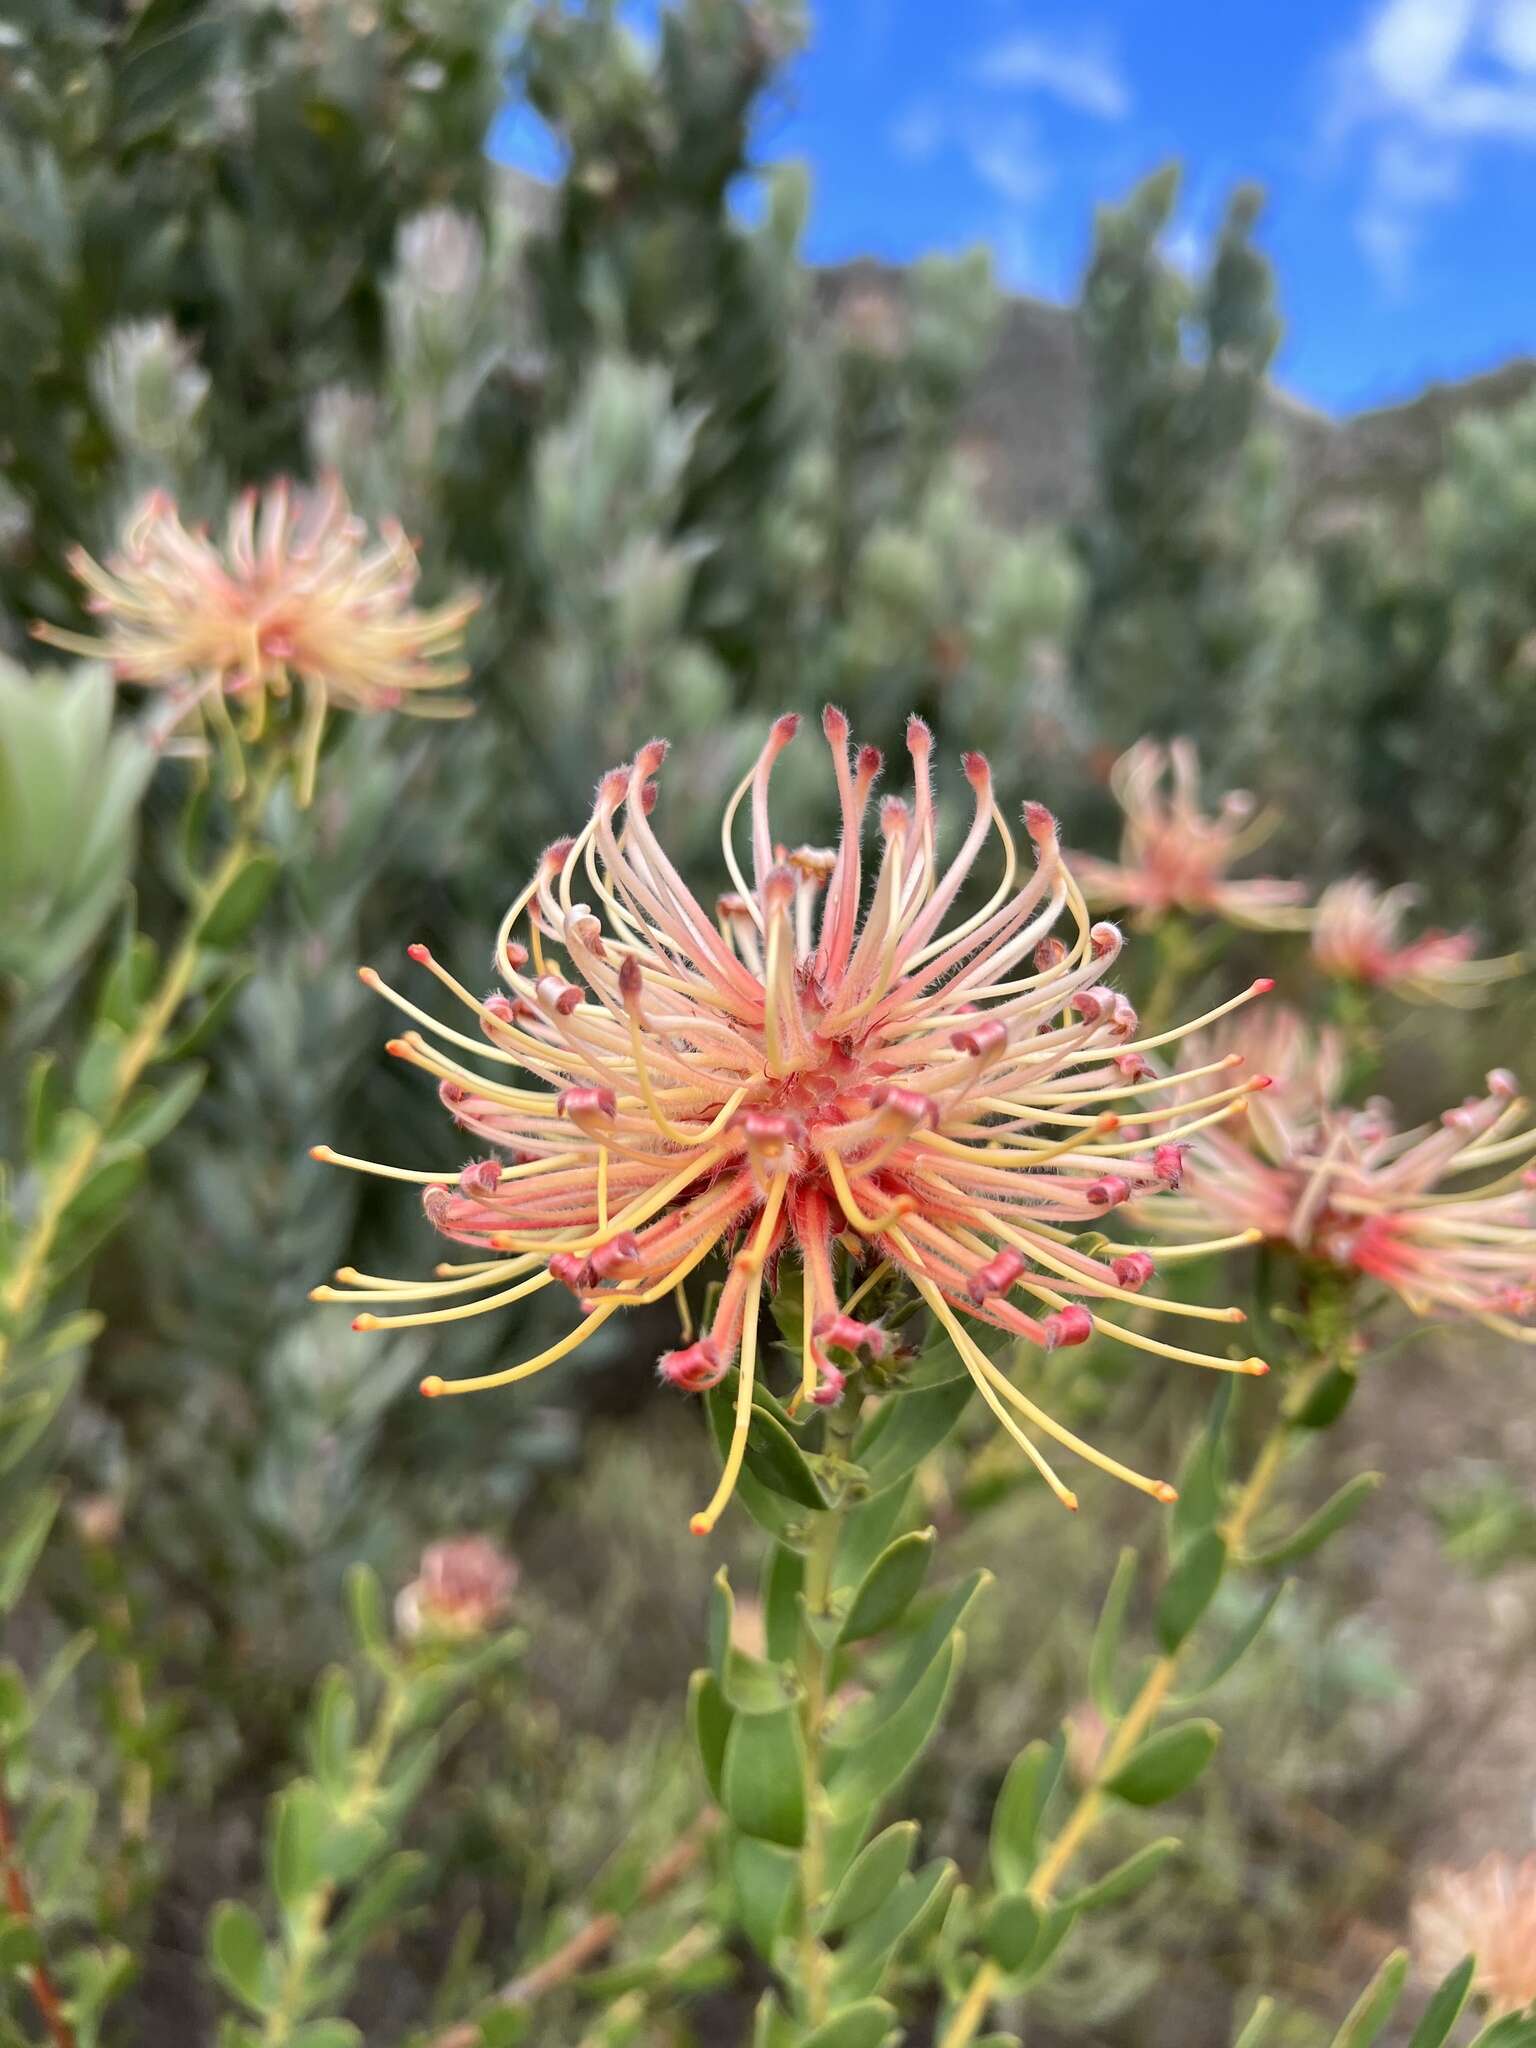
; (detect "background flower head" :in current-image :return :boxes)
[35,476,478,802]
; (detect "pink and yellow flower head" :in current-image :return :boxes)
[36,477,477,803]
[1413,1853,1536,2018]
[315,711,1273,1533]
[1312,877,1521,1005]
[1072,738,1308,930]
[1150,1007,1536,1340]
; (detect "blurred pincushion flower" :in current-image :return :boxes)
[316,710,1274,1532]
[395,1535,518,1642]
[1147,1008,1536,1339]
[1413,1853,1536,2017]
[1071,738,1309,929]
[35,476,477,802]
[1312,877,1521,1005]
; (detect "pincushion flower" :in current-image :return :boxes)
[314,711,1272,1533]
[1413,1853,1536,2017]
[1071,738,1308,929]
[395,1535,519,1643]
[35,477,478,803]
[1312,878,1521,1005]
[1148,1007,1536,1340]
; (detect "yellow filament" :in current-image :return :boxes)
[906,1267,1077,1511]
[597,1146,609,1232]
[625,1008,698,1144]
[355,1267,556,1332]
[824,1150,912,1237]
[420,1302,623,1396]
[690,1176,790,1535]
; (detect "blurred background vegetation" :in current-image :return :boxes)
[1,1,1534,2043]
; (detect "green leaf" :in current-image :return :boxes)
[22,1783,95,1906]
[24,1053,64,1160]
[98,931,157,1030]
[288,2026,362,2048]
[1407,1956,1474,2048]
[1468,2018,1536,2048]
[741,1403,829,1510]
[328,1852,426,1960]
[1180,1583,1286,1697]
[760,1544,805,1662]
[1245,1473,1383,1568]
[269,1781,328,1917]
[75,1021,128,1118]
[705,1384,817,1542]
[1061,1837,1181,1914]
[1105,1719,1221,1806]
[722,1708,807,1847]
[731,1836,800,1960]
[344,1564,387,1657]
[57,1145,146,1235]
[832,1860,956,2000]
[983,1893,1041,1972]
[989,1737,1064,1891]
[207,1901,272,2015]
[1233,1996,1278,2048]
[161,966,254,1062]
[1292,1364,1357,1430]
[111,1064,207,1150]
[0,1488,61,1612]
[309,1670,357,1798]
[1089,1547,1138,1717]
[854,1370,973,1492]
[710,1569,800,1714]
[1156,1530,1228,1651]
[687,1670,733,1803]
[200,851,281,949]
[826,1634,962,1820]
[833,1479,914,1593]
[1172,1383,1232,1547]
[838,1528,935,1644]
[820,1823,918,1935]
[1329,1948,1407,2048]
[801,2000,898,2048]
[828,1571,989,1750]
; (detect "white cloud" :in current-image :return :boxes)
[1363,0,1477,103]
[890,101,945,162]
[968,119,1051,205]
[1491,0,1536,70]
[1331,0,1536,283]
[970,29,1130,120]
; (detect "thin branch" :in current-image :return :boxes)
[0,1782,77,2048]
[428,1809,719,2048]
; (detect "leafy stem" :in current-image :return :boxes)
[937,1346,1340,2048]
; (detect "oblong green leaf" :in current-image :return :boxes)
[827,1635,963,1819]
[207,1900,272,2015]
[989,1736,1064,1891]
[1245,1473,1383,1569]
[731,1835,800,1960]
[1105,1719,1221,1807]
[801,1999,898,2048]
[838,1528,935,1644]
[1330,1948,1407,2048]
[200,850,281,949]
[983,1892,1041,1971]
[1089,1547,1138,1717]
[722,1707,807,1847]
[1157,1530,1228,1651]
[855,1373,973,1492]
[1061,1837,1181,1914]
[1407,1955,1474,2048]
[820,1822,918,1935]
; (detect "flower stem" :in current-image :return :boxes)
[0,767,276,1379]
[937,1350,1337,2048]
[794,1401,859,2028]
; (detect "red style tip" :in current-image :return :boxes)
[618,954,643,1003]
[771,712,801,745]
[420,1375,446,1398]
[1250,1074,1275,1091]
[822,703,849,744]
[351,1314,377,1333]
[905,713,932,751]
[856,743,884,780]
[961,750,991,786]
[634,738,670,778]
[308,1144,329,1161]
[1251,977,1276,995]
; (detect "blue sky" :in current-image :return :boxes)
[496,0,1536,416]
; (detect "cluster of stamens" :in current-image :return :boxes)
[314,710,1274,1533]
